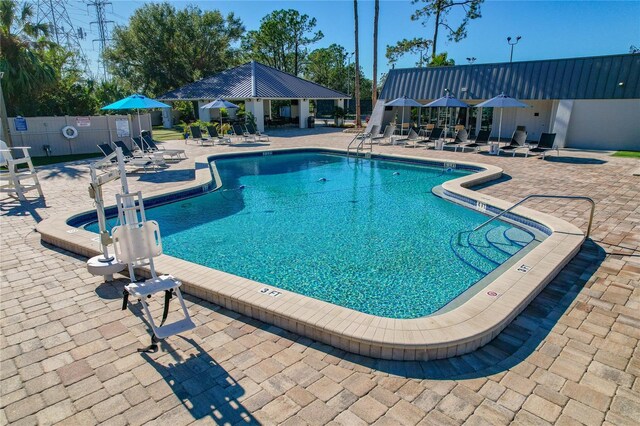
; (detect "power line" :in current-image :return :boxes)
[35,0,91,75]
[87,0,114,81]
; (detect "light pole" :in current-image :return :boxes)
[507,36,521,63]
[346,52,354,115]
[466,57,477,65]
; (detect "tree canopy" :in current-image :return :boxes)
[0,0,56,114]
[386,0,483,66]
[241,9,323,76]
[305,44,372,99]
[104,2,244,96]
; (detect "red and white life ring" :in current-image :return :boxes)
[62,125,78,139]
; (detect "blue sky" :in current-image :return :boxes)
[68,0,640,79]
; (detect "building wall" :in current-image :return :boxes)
[565,99,640,150]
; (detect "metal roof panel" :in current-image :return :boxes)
[379,54,640,101]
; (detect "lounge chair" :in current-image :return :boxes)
[423,127,444,149]
[97,143,154,173]
[498,130,528,156]
[206,125,231,145]
[455,129,491,152]
[443,128,468,150]
[395,129,419,146]
[404,128,426,148]
[113,140,166,169]
[190,126,214,146]
[245,123,270,142]
[141,135,187,160]
[375,125,396,145]
[232,124,255,142]
[359,125,380,144]
[526,133,558,159]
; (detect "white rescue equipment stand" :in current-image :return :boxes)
[86,148,128,281]
[111,191,195,352]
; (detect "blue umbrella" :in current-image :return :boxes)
[200,98,240,127]
[425,94,469,135]
[385,96,424,134]
[475,93,530,143]
[102,94,171,137]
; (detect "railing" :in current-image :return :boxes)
[473,194,596,238]
[346,132,372,157]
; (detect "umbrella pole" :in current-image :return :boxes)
[498,108,503,144]
[137,109,142,138]
[401,108,405,135]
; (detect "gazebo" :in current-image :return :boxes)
[158,61,349,132]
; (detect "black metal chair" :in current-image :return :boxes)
[526,133,558,159]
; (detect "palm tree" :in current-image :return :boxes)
[0,0,56,116]
[372,0,379,104]
[353,0,361,128]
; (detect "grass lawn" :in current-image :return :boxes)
[152,126,185,142]
[612,151,640,158]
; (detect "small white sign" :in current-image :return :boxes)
[476,201,487,213]
[76,116,91,127]
[115,118,130,137]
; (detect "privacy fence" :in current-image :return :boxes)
[7,114,153,157]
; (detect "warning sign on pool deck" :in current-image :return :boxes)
[76,116,91,127]
[259,287,282,298]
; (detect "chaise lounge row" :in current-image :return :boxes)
[365,124,558,158]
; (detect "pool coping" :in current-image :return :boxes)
[37,147,585,361]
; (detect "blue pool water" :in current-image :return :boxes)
[88,152,535,318]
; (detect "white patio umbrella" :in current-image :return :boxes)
[200,98,240,128]
[424,94,469,136]
[385,96,424,135]
[475,93,530,143]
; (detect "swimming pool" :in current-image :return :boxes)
[86,152,537,318]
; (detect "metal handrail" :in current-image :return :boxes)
[473,194,596,238]
[347,131,370,156]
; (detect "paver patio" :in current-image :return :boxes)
[1,127,638,425]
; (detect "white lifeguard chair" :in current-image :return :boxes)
[0,141,43,201]
[112,191,195,352]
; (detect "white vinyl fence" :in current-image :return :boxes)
[7,114,152,157]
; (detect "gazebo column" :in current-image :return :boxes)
[162,106,173,129]
[299,99,310,129]
[334,99,345,110]
[263,99,272,120]
[245,98,265,132]
[198,101,211,122]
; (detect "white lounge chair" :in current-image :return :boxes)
[376,125,396,145]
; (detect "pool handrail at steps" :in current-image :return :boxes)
[346,131,371,156]
[474,194,595,238]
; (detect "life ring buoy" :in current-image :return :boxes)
[62,126,78,139]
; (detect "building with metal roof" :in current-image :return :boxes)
[374,54,639,150]
[158,61,349,131]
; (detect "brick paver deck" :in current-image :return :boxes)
[1,128,638,425]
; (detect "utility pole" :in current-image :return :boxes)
[35,0,89,73]
[507,36,521,63]
[88,0,114,81]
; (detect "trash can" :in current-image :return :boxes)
[307,116,315,128]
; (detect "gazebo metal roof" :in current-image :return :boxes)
[158,61,349,101]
